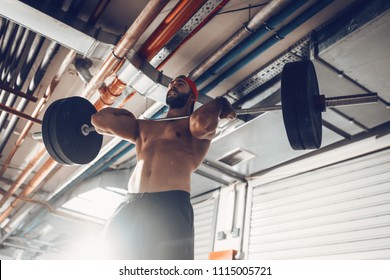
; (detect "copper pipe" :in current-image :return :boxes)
[0,188,101,228]
[0,157,57,224]
[156,0,230,69]
[0,50,76,177]
[15,194,99,223]
[84,0,169,100]
[139,0,207,61]
[0,103,42,124]
[0,147,47,208]
[0,84,38,102]
[96,76,127,109]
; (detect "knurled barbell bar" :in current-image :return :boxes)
[28,60,378,165]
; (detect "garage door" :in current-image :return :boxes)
[192,190,219,259]
[246,149,390,259]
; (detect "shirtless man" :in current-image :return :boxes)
[91,75,236,259]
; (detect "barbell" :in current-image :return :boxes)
[31,60,377,165]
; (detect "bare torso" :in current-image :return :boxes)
[128,118,211,193]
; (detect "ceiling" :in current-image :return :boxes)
[0,0,389,259]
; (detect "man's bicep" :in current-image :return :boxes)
[189,114,216,140]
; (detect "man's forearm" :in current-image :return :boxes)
[192,97,227,119]
[189,97,231,140]
[91,108,138,141]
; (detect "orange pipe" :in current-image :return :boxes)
[0,103,42,124]
[139,0,207,61]
[157,0,230,69]
[96,76,127,110]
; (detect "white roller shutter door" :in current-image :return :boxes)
[246,149,390,259]
[192,190,219,259]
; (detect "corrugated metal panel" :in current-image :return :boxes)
[192,191,219,260]
[247,149,390,259]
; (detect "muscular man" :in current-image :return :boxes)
[91,75,235,259]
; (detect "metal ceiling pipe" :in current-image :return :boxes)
[0,35,24,112]
[3,241,48,254]
[0,24,25,83]
[195,0,309,87]
[0,49,76,177]
[0,84,37,101]
[95,0,206,109]
[189,0,292,82]
[0,41,60,153]
[0,22,18,80]
[199,0,334,95]
[0,18,7,51]
[0,32,42,132]
[0,28,34,130]
[83,0,169,100]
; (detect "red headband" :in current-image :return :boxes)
[181,76,198,101]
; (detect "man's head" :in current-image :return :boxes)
[166,75,198,112]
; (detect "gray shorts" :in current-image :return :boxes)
[102,190,194,260]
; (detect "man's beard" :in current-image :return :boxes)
[166,90,190,109]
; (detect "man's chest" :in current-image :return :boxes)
[138,120,192,143]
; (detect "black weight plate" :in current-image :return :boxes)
[48,98,74,165]
[49,97,102,165]
[42,99,69,164]
[281,60,322,150]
